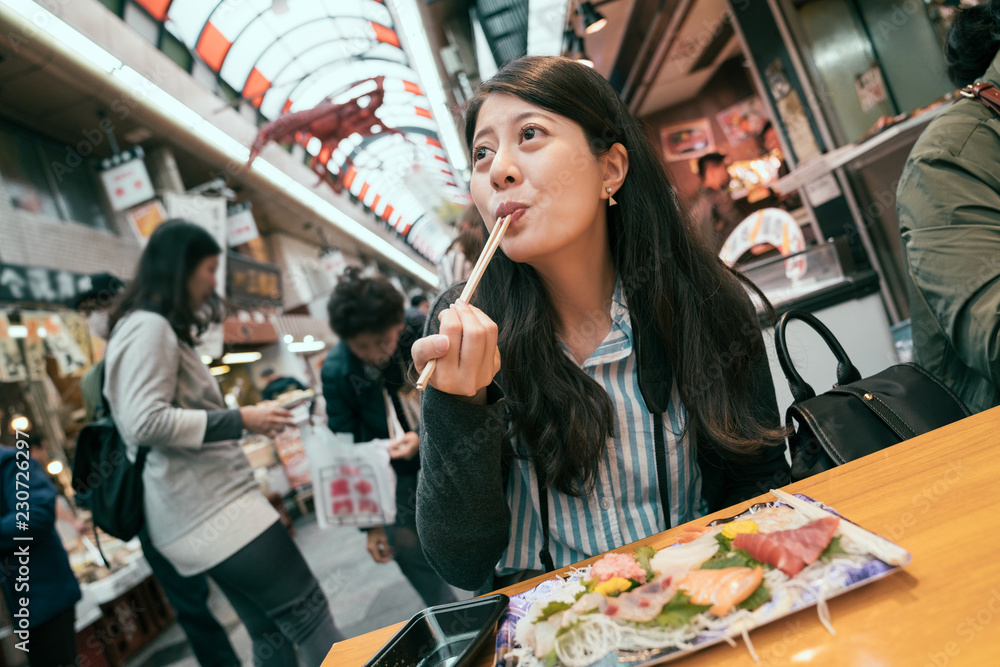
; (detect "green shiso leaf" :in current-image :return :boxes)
[634,545,657,582]
[737,582,772,611]
[653,590,712,628]
[536,601,572,623]
[819,535,849,562]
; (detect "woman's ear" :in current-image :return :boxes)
[602,143,629,196]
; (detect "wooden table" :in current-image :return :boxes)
[325,407,1000,666]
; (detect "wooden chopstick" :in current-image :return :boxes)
[416,214,512,391]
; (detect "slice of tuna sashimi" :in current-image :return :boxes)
[733,516,840,576]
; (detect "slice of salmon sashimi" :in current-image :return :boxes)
[733,515,840,576]
[677,566,764,616]
[672,525,714,544]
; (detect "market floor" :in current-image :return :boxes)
[122,514,472,666]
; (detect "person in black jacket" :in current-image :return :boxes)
[1,444,81,667]
[320,268,456,606]
[412,56,790,593]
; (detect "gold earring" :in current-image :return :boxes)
[606,186,617,206]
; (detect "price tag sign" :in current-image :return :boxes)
[227,204,260,247]
[855,66,888,113]
[99,148,155,211]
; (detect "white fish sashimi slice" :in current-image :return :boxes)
[649,535,721,578]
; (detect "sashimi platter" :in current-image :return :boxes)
[495,490,911,666]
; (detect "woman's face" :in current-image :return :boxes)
[346,321,405,368]
[469,94,618,266]
[187,255,219,310]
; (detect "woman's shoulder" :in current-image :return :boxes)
[111,310,177,344]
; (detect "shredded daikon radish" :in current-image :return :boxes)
[553,615,621,667]
[815,591,836,636]
[741,625,760,664]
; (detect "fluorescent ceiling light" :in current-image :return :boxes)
[248,160,435,281]
[0,0,438,288]
[209,365,231,376]
[221,351,263,364]
[0,0,122,72]
[391,0,469,173]
[113,66,250,160]
[287,341,326,353]
[8,325,27,338]
[200,355,214,364]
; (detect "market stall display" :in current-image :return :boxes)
[255,389,316,514]
[68,527,174,666]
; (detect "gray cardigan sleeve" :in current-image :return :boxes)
[104,312,208,449]
[417,387,512,590]
[415,287,512,590]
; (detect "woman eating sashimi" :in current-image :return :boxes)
[412,56,790,593]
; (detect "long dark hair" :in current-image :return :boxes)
[946,0,1000,86]
[110,219,223,345]
[465,56,786,496]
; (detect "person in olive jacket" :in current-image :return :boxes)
[897,1,1000,415]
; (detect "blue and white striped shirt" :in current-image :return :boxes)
[497,285,705,574]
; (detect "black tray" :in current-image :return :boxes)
[364,594,509,667]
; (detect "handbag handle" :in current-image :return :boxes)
[775,309,862,403]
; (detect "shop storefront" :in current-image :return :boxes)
[561,0,968,414]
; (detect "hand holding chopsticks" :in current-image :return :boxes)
[415,214,512,391]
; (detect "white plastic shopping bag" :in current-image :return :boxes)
[300,420,397,529]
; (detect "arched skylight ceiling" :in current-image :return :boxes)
[135,0,464,262]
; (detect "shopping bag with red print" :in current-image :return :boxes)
[300,421,397,529]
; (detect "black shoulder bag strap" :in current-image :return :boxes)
[534,466,556,573]
[651,412,672,522]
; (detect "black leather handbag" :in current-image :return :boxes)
[775,310,971,482]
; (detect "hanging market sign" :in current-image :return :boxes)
[227,202,260,247]
[0,312,28,382]
[99,146,156,212]
[0,263,97,306]
[227,253,282,308]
